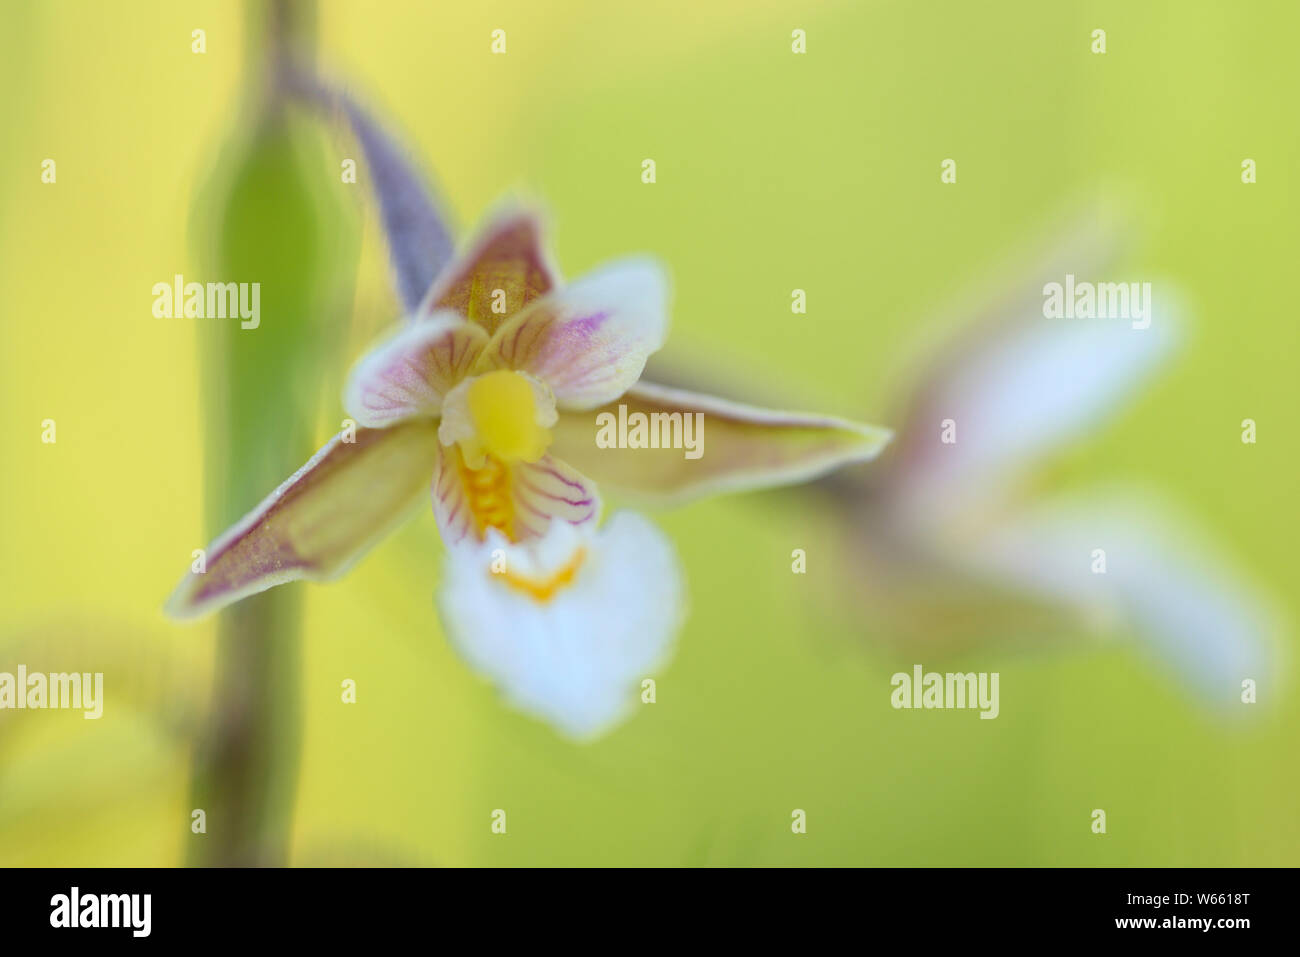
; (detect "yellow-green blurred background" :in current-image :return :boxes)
[1,0,1296,866]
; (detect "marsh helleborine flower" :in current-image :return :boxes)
[167,211,892,737]
[810,211,1271,703]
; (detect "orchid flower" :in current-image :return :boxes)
[165,89,892,738]
[807,208,1275,703]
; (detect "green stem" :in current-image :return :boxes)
[186,0,329,868]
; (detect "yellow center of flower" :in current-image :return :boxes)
[465,370,552,464]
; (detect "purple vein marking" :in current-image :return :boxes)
[517,472,592,508]
[538,464,588,493]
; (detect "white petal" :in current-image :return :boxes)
[475,258,670,409]
[976,490,1275,705]
[438,512,684,739]
[899,310,1177,528]
[343,313,489,427]
[886,260,1182,533]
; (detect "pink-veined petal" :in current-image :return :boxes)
[510,455,602,539]
[431,443,601,546]
[476,258,669,409]
[547,380,891,503]
[416,210,559,336]
[430,441,476,548]
[165,420,441,620]
[343,314,489,427]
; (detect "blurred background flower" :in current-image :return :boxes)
[1,0,1296,866]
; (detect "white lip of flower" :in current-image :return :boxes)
[439,512,684,740]
[163,209,892,739]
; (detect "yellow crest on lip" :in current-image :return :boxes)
[497,547,588,603]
